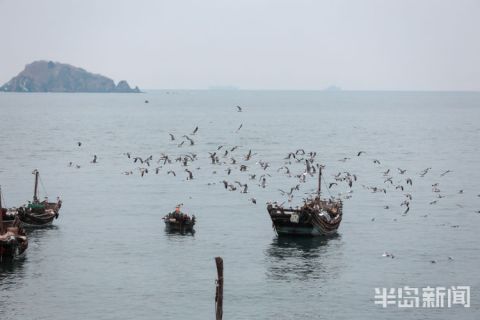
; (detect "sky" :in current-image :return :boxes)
[0,0,479,90]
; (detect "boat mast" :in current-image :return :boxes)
[0,186,3,232]
[317,166,322,200]
[33,170,39,203]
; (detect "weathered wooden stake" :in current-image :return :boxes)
[215,257,223,320]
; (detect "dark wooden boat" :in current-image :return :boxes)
[1,187,28,261]
[267,167,343,236]
[163,207,195,232]
[16,170,62,227]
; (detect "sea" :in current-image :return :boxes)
[0,90,479,320]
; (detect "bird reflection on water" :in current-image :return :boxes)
[265,235,342,282]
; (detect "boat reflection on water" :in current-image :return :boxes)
[26,224,59,232]
[0,255,26,284]
[265,235,342,282]
[0,257,26,318]
[26,224,59,247]
[1,255,26,271]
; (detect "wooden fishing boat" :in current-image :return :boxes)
[16,170,62,227]
[267,167,343,236]
[163,206,195,232]
[1,187,28,260]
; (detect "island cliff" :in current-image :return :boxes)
[0,61,141,93]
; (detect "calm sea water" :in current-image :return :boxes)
[0,91,479,319]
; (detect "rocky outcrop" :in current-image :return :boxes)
[0,60,141,93]
[114,80,140,93]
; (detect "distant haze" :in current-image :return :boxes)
[1,0,479,91]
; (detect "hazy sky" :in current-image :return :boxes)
[0,0,479,90]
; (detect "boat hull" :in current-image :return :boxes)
[164,220,195,231]
[0,220,28,261]
[19,219,53,228]
[163,213,195,233]
[17,203,60,227]
[267,204,342,237]
[18,212,56,227]
[0,239,28,260]
[274,225,338,236]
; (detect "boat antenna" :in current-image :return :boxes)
[0,185,3,209]
[33,169,39,203]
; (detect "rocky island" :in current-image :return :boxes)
[0,60,141,93]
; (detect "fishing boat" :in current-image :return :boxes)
[1,187,28,260]
[163,206,195,232]
[16,170,62,227]
[267,167,343,236]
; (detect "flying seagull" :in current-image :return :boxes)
[440,170,452,177]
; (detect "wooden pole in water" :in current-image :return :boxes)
[33,170,39,203]
[215,257,224,320]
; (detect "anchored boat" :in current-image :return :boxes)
[163,206,195,232]
[267,167,343,236]
[17,170,62,227]
[1,187,28,260]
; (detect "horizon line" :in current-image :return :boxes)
[142,88,480,93]
[1,89,479,93]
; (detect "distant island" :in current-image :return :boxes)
[0,60,141,93]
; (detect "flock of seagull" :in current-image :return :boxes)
[68,104,479,262]
[69,105,478,210]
